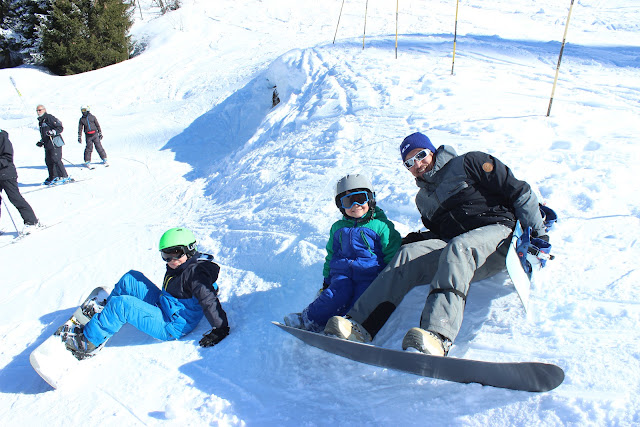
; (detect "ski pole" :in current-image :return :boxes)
[62,157,82,168]
[451,0,460,75]
[333,0,345,44]
[1,192,20,233]
[547,0,575,117]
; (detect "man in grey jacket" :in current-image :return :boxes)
[78,105,108,167]
[325,132,548,356]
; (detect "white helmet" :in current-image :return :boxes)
[81,105,90,112]
[334,174,376,212]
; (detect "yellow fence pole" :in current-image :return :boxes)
[451,0,460,75]
[547,0,576,117]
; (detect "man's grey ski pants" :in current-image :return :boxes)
[347,223,512,343]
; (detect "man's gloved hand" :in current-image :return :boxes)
[402,230,439,245]
[46,129,56,136]
[78,137,82,144]
[402,232,424,245]
[99,132,103,140]
[199,326,229,347]
[36,141,44,147]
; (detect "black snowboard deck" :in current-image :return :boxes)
[274,322,564,392]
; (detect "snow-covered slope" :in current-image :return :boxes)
[1,1,639,425]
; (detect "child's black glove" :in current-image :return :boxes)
[199,326,229,347]
[316,278,330,297]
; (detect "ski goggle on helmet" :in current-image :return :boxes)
[334,174,376,211]
[339,191,371,209]
[80,105,90,113]
[158,227,197,261]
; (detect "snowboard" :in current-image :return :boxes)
[274,322,564,392]
[505,221,532,311]
[30,286,112,389]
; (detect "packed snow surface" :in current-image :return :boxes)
[1,0,639,425]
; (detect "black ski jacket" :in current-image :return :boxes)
[415,145,546,240]
[0,130,18,181]
[38,113,64,150]
[162,252,228,331]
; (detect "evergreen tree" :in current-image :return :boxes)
[42,0,132,75]
[0,0,51,68]
[91,0,133,68]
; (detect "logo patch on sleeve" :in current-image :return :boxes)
[482,162,494,173]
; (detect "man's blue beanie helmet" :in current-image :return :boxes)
[399,132,437,160]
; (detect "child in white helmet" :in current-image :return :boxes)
[78,105,108,167]
[284,174,401,332]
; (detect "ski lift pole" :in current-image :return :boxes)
[333,0,346,44]
[395,0,399,58]
[547,0,575,117]
[1,192,20,233]
[451,0,460,75]
[9,76,22,97]
[9,75,29,110]
[134,0,143,20]
[362,0,369,50]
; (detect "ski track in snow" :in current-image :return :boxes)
[1,0,640,425]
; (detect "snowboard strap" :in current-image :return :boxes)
[429,288,467,302]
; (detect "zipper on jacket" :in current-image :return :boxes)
[447,210,468,234]
[360,229,375,255]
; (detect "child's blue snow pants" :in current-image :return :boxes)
[302,273,374,332]
[84,270,177,345]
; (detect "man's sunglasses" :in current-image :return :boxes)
[161,247,185,262]
[340,191,370,209]
[403,149,431,169]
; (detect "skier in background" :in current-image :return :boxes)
[36,105,69,185]
[77,105,108,167]
[65,227,230,356]
[0,129,41,234]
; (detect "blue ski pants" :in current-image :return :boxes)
[303,274,372,332]
[84,270,176,346]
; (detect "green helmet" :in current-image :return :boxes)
[159,227,197,255]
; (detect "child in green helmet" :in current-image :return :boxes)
[65,227,229,357]
[284,174,402,332]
